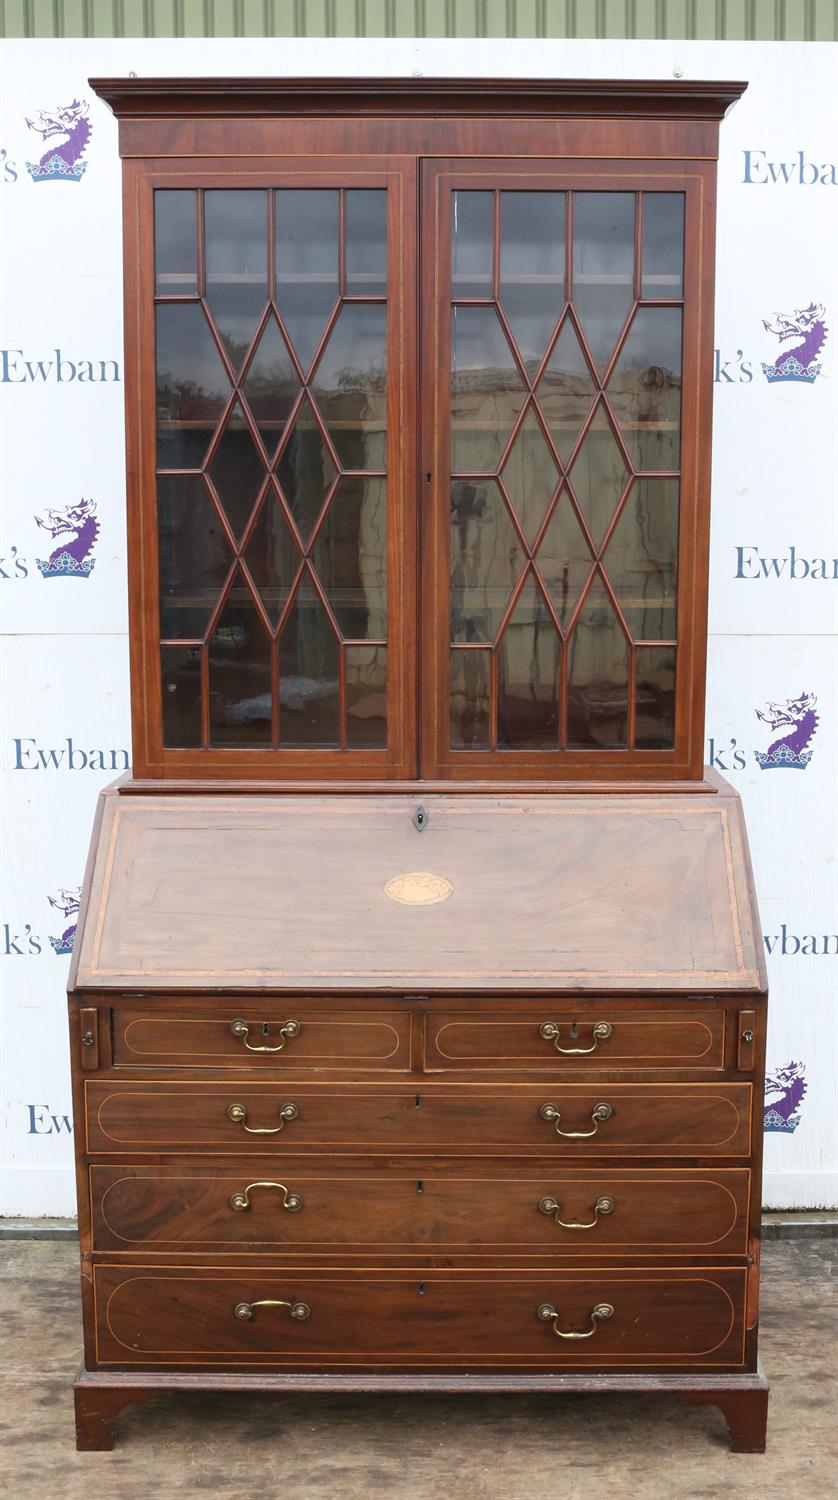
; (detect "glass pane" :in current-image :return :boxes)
[158,476,233,639]
[536,492,595,630]
[155,191,196,294]
[497,578,560,749]
[208,577,272,746]
[346,190,387,294]
[276,189,339,374]
[604,479,679,641]
[276,396,338,544]
[572,193,635,371]
[451,479,524,643]
[346,645,387,749]
[452,191,493,297]
[450,649,490,749]
[608,307,682,472]
[451,305,525,473]
[537,319,597,464]
[567,576,629,748]
[243,489,301,627]
[161,646,202,748]
[204,190,268,372]
[241,316,300,459]
[313,477,387,639]
[635,646,676,748]
[500,191,565,369]
[278,578,340,747]
[642,194,684,299]
[568,403,629,549]
[314,303,387,471]
[156,303,230,469]
[501,407,559,544]
[208,401,269,541]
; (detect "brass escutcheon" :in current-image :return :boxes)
[539,1021,613,1055]
[230,1181,304,1213]
[230,1018,301,1053]
[234,1299,310,1322]
[539,1101,613,1138]
[538,1194,615,1229]
[226,1102,300,1134]
[537,1301,614,1339]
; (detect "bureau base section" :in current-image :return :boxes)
[73,1363,769,1454]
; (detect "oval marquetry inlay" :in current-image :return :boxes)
[384,872,453,906]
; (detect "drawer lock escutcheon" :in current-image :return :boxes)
[539,1021,612,1055]
[234,1299,311,1323]
[539,1101,613,1138]
[230,1018,301,1054]
[230,1182,304,1213]
[537,1301,614,1339]
[226,1102,300,1135]
[538,1194,615,1228]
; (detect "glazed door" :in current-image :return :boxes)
[420,160,712,780]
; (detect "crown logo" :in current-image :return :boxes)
[760,355,821,385]
[761,302,827,386]
[754,692,818,772]
[35,550,96,579]
[24,99,91,184]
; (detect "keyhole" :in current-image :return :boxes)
[415,1095,422,1108]
[571,1020,578,1039]
[262,1022,270,1037]
[417,1180,424,1193]
[418,1282,426,1295]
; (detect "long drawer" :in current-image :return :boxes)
[112,1007,411,1071]
[92,1265,747,1368]
[89,1163,750,1254]
[426,1007,725,1071]
[85,1081,752,1157]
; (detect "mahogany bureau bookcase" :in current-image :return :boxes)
[69,76,769,1453]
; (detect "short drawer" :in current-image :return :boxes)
[111,1006,411,1071]
[89,1163,750,1255]
[85,1081,752,1157]
[425,1007,725,1071]
[92,1265,747,1368]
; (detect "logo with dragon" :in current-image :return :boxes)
[761,302,828,384]
[754,692,818,771]
[34,497,98,579]
[25,98,92,183]
[48,888,80,955]
[764,1061,807,1135]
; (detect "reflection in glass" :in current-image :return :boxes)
[208,577,272,746]
[450,479,524,643]
[278,577,340,747]
[346,645,387,748]
[346,190,387,294]
[537,319,597,464]
[156,303,230,469]
[452,191,493,297]
[642,194,684,299]
[161,646,203,748]
[314,303,387,470]
[605,479,679,641]
[154,191,196,294]
[572,193,635,371]
[204,190,268,371]
[314,477,387,639]
[276,189,339,373]
[567,576,629,748]
[608,307,682,471]
[635,646,676,748]
[501,407,559,543]
[277,396,337,544]
[568,403,629,548]
[500,191,565,369]
[450,649,490,748]
[208,401,269,541]
[536,493,594,629]
[241,316,300,458]
[451,305,525,473]
[498,578,560,749]
[243,490,301,626]
[158,476,232,639]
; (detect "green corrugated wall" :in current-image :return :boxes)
[1,0,836,40]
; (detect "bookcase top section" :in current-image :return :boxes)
[71,787,765,994]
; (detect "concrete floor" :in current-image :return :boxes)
[1,1238,836,1500]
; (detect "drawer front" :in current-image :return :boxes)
[90,1164,750,1255]
[112,1007,411,1071]
[426,1007,725,1071]
[93,1265,747,1367]
[85,1082,752,1157]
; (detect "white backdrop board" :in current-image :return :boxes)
[1,37,836,1216]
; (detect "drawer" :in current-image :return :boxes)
[92,1265,747,1368]
[85,1081,752,1157]
[111,1006,411,1071]
[426,1006,725,1071]
[89,1164,750,1255]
